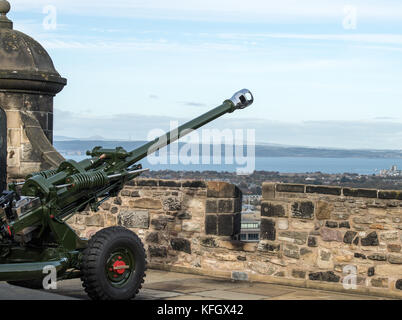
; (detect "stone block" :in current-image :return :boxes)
[283,243,300,259]
[234,197,242,213]
[200,237,218,248]
[278,231,307,245]
[206,200,218,213]
[110,206,119,214]
[319,248,331,262]
[306,185,341,196]
[182,181,207,188]
[105,214,117,227]
[205,215,217,235]
[159,180,181,188]
[387,244,401,253]
[177,212,192,220]
[292,269,306,279]
[137,180,158,187]
[120,189,131,197]
[148,245,167,258]
[388,254,402,264]
[151,215,173,230]
[261,201,286,217]
[262,182,275,199]
[218,214,234,236]
[162,197,182,211]
[276,183,305,193]
[145,232,159,243]
[308,236,318,247]
[231,271,248,281]
[300,248,312,256]
[325,221,338,228]
[378,190,402,200]
[316,201,333,220]
[277,219,289,230]
[291,201,314,219]
[118,209,149,228]
[309,271,340,283]
[257,241,280,254]
[368,254,387,261]
[320,227,343,242]
[343,188,377,198]
[260,218,276,240]
[170,238,191,254]
[353,216,375,224]
[233,213,241,235]
[380,231,399,241]
[85,214,104,227]
[207,181,240,198]
[182,221,201,232]
[129,198,162,210]
[332,211,350,220]
[218,199,234,213]
[361,232,379,246]
[5,110,21,128]
[371,278,388,288]
[343,231,357,244]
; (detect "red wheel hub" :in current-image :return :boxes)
[113,260,127,275]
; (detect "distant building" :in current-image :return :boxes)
[379,165,402,177]
[235,220,260,242]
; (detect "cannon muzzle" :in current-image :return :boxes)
[229,89,254,110]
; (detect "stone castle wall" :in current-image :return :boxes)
[0,92,64,179]
[67,179,242,270]
[68,179,402,298]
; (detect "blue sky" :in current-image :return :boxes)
[7,0,402,148]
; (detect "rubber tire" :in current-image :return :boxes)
[7,279,44,289]
[80,226,147,300]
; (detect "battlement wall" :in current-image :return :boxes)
[68,180,402,299]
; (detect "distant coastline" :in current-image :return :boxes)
[54,140,402,175]
[54,140,402,159]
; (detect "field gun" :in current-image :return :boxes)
[0,89,253,300]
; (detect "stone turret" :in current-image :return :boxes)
[0,0,66,185]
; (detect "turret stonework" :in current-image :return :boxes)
[0,0,65,184]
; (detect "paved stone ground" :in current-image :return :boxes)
[0,270,391,300]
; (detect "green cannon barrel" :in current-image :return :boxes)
[115,89,254,170]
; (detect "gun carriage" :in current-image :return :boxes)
[0,90,253,300]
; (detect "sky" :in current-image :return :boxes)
[6,0,402,149]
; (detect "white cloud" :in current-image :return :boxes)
[9,0,402,21]
[53,108,402,149]
[38,38,247,52]
[218,33,402,46]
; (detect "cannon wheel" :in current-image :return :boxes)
[80,226,147,300]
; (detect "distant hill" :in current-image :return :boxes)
[53,140,402,159]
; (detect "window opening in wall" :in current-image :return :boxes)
[238,194,261,242]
